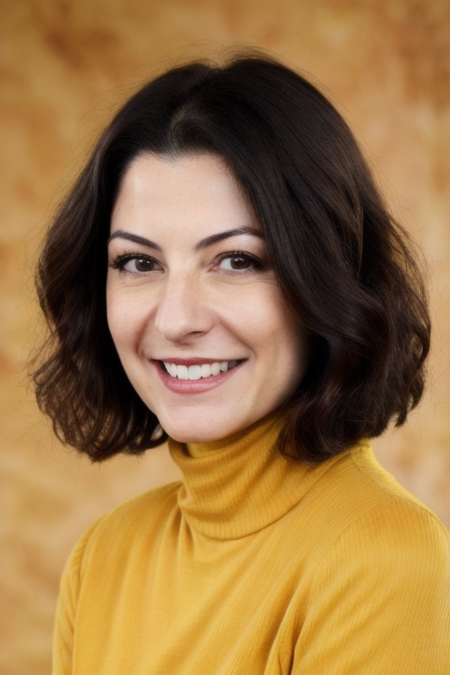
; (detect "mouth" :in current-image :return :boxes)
[160,360,243,381]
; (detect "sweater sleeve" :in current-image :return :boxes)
[292,499,450,675]
[52,523,100,675]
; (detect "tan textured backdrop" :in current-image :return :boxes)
[1,1,449,673]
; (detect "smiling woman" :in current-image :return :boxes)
[32,52,450,674]
[106,153,307,443]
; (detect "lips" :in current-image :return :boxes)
[162,360,240,380]
[154,358,245,394]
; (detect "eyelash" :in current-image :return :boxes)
[109,251,266,274]
[215,251,266,272]
[109,253,159,274]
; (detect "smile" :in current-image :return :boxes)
[162,360,241,380]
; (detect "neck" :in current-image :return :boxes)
[168,413,337,539]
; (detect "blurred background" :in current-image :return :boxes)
[1,1,449,673]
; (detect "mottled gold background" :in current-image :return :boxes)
[1,1,449,673]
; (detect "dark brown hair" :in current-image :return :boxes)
[32,52,430,463]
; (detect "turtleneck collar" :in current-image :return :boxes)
[168,413,343,540]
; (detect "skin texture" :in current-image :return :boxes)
[106,153,309,443]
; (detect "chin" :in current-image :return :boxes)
[165,426,226,444]
[160,415,245,444]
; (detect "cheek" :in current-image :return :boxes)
[261,294,309,382]
[252,288,299,346]
[106,286,143,352]
[237,288,305,366]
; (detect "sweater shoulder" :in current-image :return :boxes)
[66,480,181,571]
[302,443,450,554]
[95,479,181,529]
[294,447,450,675]
[351,443,447,527]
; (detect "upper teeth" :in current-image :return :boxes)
[163,361,238,380]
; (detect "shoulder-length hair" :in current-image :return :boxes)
[32,52,430,463]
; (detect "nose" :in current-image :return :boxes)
[153,271,214,343]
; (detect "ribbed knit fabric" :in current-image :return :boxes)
[53,415,450,674]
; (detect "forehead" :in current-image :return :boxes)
[111,152,258,239]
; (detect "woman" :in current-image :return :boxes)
[33,53,450,674]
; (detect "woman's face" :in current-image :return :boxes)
[107,152,309,443]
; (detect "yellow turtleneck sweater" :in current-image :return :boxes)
[53,416,450,675]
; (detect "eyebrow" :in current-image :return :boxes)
[107,231,162,251]
[107,226,264,251]
[195,227,264,250]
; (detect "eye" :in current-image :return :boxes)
[216,252,265,273]
[110,254,160,274]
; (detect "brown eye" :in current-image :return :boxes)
[230,256,252,270]
[111,254,159,274]
[218,253,263,272]
[127,257,155,273]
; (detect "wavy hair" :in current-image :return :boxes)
[32,52,430,462]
